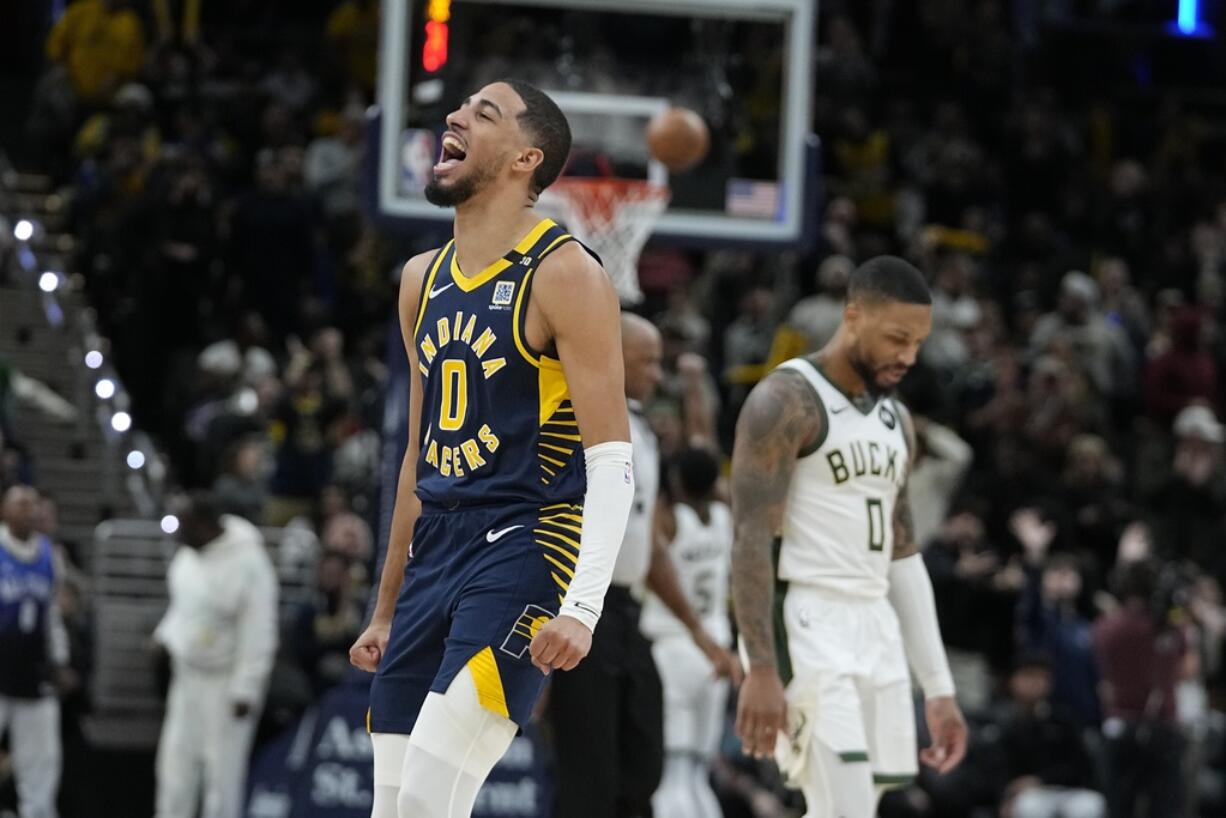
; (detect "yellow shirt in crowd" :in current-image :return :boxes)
[47,0,146,105]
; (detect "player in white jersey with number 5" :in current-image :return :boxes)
[730,256,968,817]
[640,446,733,818]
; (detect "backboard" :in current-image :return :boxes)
[374,0,817,246]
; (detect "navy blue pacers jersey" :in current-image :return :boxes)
[0,534,56,698]
[412,217,591,510]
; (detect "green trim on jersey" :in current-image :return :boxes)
[772,537,793,686]
[793,359,830,456]
[811,359,877,416]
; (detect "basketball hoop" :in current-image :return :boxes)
[537,178,670,305]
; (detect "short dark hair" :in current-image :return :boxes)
[184,490,223,526]
[847,256,932,306]
[500,79,571,195]
[673,447,721,499]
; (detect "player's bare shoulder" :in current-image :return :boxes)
[735,367,824,456]
[530,240,619,337]
[398,249,442,317]
[534,241,614,301]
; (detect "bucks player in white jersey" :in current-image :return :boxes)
[640,447,733,818]
[731,256,967,817]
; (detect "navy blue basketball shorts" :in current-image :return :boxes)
[368,500,583,733]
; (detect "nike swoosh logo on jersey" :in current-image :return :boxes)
[486,525,524,543]
[430,282,456,298]
[830,405,849,414]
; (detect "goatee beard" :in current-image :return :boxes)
[424,161,497,207]
[424,176,478,207]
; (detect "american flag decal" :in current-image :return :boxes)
[726,179,782,220]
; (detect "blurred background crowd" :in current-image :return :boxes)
[4,0,1226,816]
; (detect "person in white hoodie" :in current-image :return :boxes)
[153,492,279,818]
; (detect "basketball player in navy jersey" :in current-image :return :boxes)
[348,80,636,818]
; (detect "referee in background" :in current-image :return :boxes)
[549,314,739,818]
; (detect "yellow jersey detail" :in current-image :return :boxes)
[466,647,510,719]
[537,357,570,427]
[414,242,452,336]
[450,218,556,293]
[534,527,582,551]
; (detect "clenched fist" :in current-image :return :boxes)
[349,619,391,673]
[529,615,592,674]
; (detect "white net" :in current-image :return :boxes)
[537,178,670,305]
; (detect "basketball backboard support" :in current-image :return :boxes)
[373,0,817,247]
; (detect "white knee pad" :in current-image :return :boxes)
[408,667,517,777]
[394,667,518,818]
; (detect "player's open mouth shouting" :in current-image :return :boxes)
[435,131,468,176]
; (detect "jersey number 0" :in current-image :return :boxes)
[439,360,469,431]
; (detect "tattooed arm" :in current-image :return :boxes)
[892,401,920,560]
[731,369,820,757]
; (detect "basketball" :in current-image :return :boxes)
[646,107,710,173]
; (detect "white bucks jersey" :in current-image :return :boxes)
[640,501,733,645]
[776,359,909,599]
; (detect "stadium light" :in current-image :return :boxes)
[1178,0,1198,34]
[13,220,33,241]
[85,350,104,369]
[127,450,146,469]
[38,272,59,293]
[111,411,132,432]
[95,378,116,399]
[161,515,180,534]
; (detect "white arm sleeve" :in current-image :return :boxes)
[887,553,955,699]
[558,441,635,632]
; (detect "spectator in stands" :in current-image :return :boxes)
[304,106,365,219]
[925,508,1022,713]
[783,254,852,354]
[291,551,363,695]
[265,364,342,526]
[212,436,270,524]
[992,652,1106,818]
[0,485,69,818]
[1146,405,1226,580]
[1095,560,1187,818]
[1030,271,1134,401]
[1060,434,1130,576]
[723,286,776,408]
[1144,307,1216,427]
[1097,257,1150,353]
[153,492,278,818]
[907,416,973,550]
[45,0,146,108]
[1014,507,1101,728]
[923,253,982,372]
[655,285,712,356]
